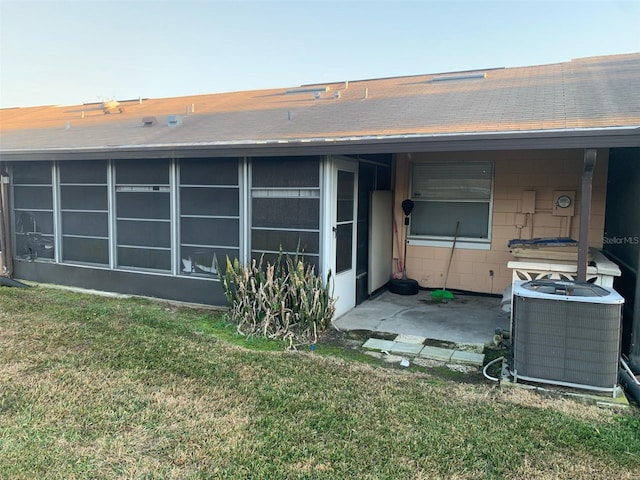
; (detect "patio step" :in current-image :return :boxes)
[362,337,485,366]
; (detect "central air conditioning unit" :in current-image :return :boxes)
[511,280,624,396]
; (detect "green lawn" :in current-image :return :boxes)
[1,286,639,479]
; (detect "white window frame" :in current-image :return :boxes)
[407,161,494,250]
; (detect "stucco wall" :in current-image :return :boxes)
[394,149,609,295]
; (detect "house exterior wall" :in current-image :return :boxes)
[394,149,609,295]
[8,156,325,306]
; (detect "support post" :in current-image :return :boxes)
[577,149,597,281]
[0,169,14,277]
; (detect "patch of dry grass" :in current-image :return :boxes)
[513,451,640,480]
[1,286,639,479]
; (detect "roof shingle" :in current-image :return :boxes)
[1,53,639,152]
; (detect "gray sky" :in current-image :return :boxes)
[1,0,639,108]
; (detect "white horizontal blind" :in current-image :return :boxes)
[412,162,492,201]
[410,161,493,239]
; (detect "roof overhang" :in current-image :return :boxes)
[1,126,638,162]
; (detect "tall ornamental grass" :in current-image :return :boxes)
[218,252,335,348]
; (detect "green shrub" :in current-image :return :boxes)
[217,252,335,348]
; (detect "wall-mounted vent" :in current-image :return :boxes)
[142,116,157,127]
[167,115,182,127]
[432,72,486,83]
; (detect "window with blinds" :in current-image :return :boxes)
[410,161,493,239]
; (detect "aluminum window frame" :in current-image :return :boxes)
[113,158,173,273]
[408,160,494,249]
[249,157,322,267]
[57,160,110,266]
[10,161,56,262]
[177,157,242,278]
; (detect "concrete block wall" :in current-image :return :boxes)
[393,149,609,295]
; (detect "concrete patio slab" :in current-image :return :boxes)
[334,290,508,346]
[395,334,427,345]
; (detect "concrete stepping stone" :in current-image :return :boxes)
[362,338,395,352]
[450,350,485,366]
[419,345,454,362]
[390,342,424,355]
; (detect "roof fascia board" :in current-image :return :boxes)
[1,128,638,162]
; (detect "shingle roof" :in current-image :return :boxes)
[1,53,639,154]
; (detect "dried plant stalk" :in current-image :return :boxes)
[217,251,335,348]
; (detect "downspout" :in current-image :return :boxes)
[0,168,14,277]
[577,149,596,281]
